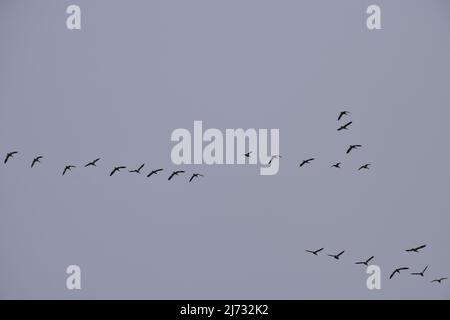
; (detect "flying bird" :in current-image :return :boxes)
[328,250,345,260]
[147,169,163,178]
[358,164,371,171]
[110,166,126,176]
[129,163,145,174]
[168,170,185,181]
[346,145,362,154]
[411,265,428,277]
[338,111,350,121]
[243,152,252,158]
[85,158,100,167]
[337,121,352,131]
[62,165,76,176]
[31,156,43,168]
[299,158,315,167]
[189,173,204,182]
[305,248,324,256]
[355,256,374,266]
[390,267,409,279]
[268,155,282,165]
[331,162,341,168]
[431,278,448,284]
[405,244,427,253]
[4,151,18,164]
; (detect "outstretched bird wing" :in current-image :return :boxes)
[389,270,397,279]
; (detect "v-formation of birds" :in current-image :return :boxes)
[305,244,447,284]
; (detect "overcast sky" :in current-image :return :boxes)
[1,0,449,299]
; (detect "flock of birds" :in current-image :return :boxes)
[295,111,370,171]
[2,110,447,288]
[3,111,368,178]
[305,244,447,284]
[3,152,204,182]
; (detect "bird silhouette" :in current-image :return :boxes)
[129,163,145,174]
[189,173,204,182]
[327,250,345,260]
[110,166,126,176]
[243,152,252,158]
[4,151,18,164]
[331,162,341,168]
[168,170,185,181]
[305,248,324,256]
[62,165,76,176]
[147,169,163,178]
[268,155,282,165]
[431,277,447,284]
[337,121,352,131]
[338,111,350,121]
[299,158,315,167]
[85,158,100,167]
[31,156,43,168]
[390,267,409,279]
[346,145,362,154]
[358,164,371,171]
[411,265,428,277]
[405,244,426,253]
[355,256,374,266]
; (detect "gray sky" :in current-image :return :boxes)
[1,0,450,299]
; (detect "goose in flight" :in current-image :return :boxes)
[390,267,409,279]
[168,170,185,181]
[62,165,76,176]
[147,169,163,178]
[411,265,428,277]
[31,156,43,168]
[358,164,371,171]
[268,155,282,165]
[110,166,126,176]
[346,145,362,154]
[189,173,204,182]
[305,248,324,256]
[338,111,350,121]
[328,250,345,260]
[85,158,100,167]
[129,163,145,174]
[405,244,426,253]
[355,256,374,266]
[4,151,18,164]
[299,158,315,167]
[331,162,341,168]
[431,278,447,284]
[337,121,352,131]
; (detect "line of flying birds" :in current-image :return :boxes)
[3,111,369,178]
[305,244,447,283]
[3,153,204,182]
